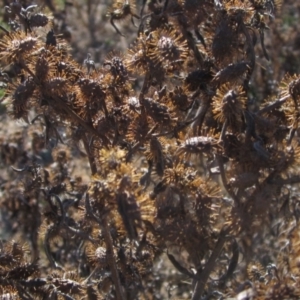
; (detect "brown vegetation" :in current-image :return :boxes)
[0,0,300,299]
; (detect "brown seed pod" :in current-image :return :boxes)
[35,57,49,83]
[77,78,106,101]
[29,13,50,28]
[125,34,150,74]
[142,97,172,126]
[0,31,39,64]
[211,15,239,66]
[56,59,84,83]
[42,76,70,96]
[169,86,192,111]
[148,28,188,70]
[163,163,186,186]
[104,53,128,83]
[75,76,108,120]
[86,244,107,268]
[212,84,246,131]
[184,68,214,92]
[175,136,220,160]
[10,77,36,119]
[126,114,154,149]
[213,61,250,86]
[147,136,165,177]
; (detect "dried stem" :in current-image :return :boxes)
[192,226,230,300]
[85,194,125,300]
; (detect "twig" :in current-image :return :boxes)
[216,154,239,204]
[81,132,98,175]
[256,95,290,115]
[85,194,125,300]
[192,226,230,300]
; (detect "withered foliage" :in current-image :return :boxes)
[0,0,300,299]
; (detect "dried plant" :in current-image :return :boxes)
[0,0,300,299]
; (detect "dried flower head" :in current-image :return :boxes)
[125,34,150,74]
[212,84,246,130]
[213,61,250,86]
[28,49,57,83]
[211,14,240,66]
[8,77,36,119]
[148,28,188,70]
[169,86,192,111]
[142,97,173,126]
[0,31,39,64]
[75,75,107,120]
[184,68,214,92]
[104,53,128,83]
[86,244,107,268]
[175,136,220,161]
[28,13,50,29]
[43,75,69,98]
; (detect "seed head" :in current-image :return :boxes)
[213,61,250,86]
[0,32,39,64]
[149,29,188,70]
[29,13,50,29]
[125,35,150,74]
[104,53,128,83]
[212,84,246,131]
[36,58,49,83]
[44,76,69,97]
[10,77,36,120]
